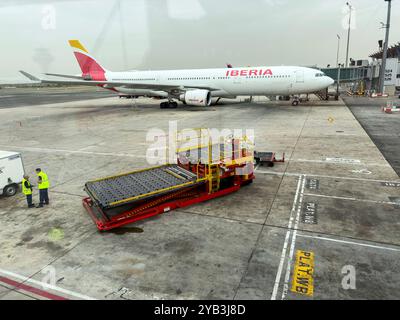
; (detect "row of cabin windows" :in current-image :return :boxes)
[246,75,290,79]
[112,75,291,81]
[113,78,156,81]
[167,75,291,81]
[168,77,211,80]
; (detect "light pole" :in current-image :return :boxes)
[336,34,340,67]
[345,2,353,67]
[337,34,341,97]
[336,34,341,67]
[379,0,392,94]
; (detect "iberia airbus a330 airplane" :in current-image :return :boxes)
[21,40,334,108]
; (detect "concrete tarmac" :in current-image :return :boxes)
[343,95,400,177]
[0,89,399,300]
[0,87,113,109]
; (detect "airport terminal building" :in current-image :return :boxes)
[370,42,400,94]
[322,42,400,96]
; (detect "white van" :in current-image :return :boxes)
[0,151,25,197]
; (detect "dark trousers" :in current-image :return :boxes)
[26,194,33,207]
[39,189,49,205]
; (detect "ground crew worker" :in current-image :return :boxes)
[36,168,50,207]
[22,175,34,208]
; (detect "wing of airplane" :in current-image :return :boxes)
[20,70,41,82]
[20,71,219,92]
[44,73,84,80]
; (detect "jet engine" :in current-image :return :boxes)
[180,90,212,106]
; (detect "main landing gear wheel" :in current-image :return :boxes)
[160,101,178,109]
[292,100,299,106]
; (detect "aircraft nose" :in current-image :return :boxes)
[326,76,334,86]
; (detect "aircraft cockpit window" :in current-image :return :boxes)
[315,73,325,77]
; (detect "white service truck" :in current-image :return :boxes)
[0,151,25,197]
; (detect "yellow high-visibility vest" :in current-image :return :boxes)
[37,171,50,189]
[22,178,32,195]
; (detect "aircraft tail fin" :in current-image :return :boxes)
[68,40,108,80]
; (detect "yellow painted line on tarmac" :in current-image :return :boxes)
[291,250,314,297]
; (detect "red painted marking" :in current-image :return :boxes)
[99,84,118,92]
[263,69,273,76]
[74,52,106,81]
[226,68,273,77]
[0,275,68,300]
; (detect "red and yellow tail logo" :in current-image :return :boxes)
[68,40,106,81]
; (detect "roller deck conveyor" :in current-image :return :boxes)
[85,164,204,210]
[82,133,255,231]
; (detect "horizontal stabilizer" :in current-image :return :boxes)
[45,73,83,80]
[19,70,41,82]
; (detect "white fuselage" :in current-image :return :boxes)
[106,66,334,98]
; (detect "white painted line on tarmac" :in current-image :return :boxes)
[296,234,400,253]
[271,175,304,300]
[0,95,14,98]
[292,158,390,168]
[0,268,96,300]
[255,170,286,176]
[0,145,147,159]
[303,193,399,206]
[296,158,360,164]
[256,169,400,184]
[281,175,306,300]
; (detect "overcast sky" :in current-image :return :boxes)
[1,0,399,83]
